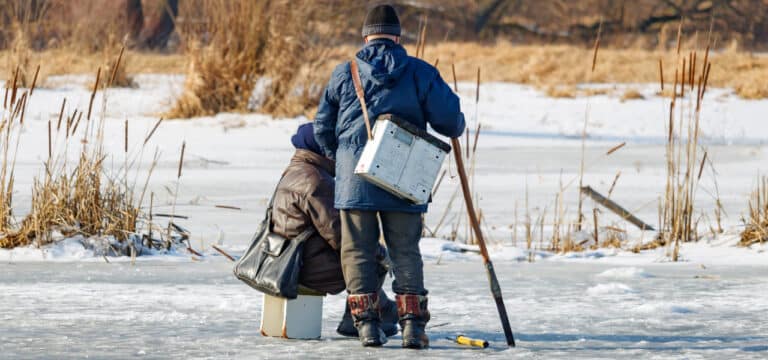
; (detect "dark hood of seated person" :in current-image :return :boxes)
[270,123,344,295]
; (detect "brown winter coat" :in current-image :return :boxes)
[271,149,345,294]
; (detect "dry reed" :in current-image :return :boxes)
[651,23,714,261]
[0,41,765,98]
[740,176,768,247]
[167,0,341,119]
[103,42,134,88]
[620,89,645,102]
[576,20,602,232]
[0,52,161,251]
[4,10,36,88]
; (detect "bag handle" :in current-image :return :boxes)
[263,170,289,229]
[293,227,315,244]
[350,58,373,141]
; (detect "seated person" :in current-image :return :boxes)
[270,123,397,337]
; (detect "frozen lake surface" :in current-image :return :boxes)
[1,260,767,359]
[0,76,767,358]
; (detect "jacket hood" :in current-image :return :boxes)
[355,39,409,88]
[291,122,323,155]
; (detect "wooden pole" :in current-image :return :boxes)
[593,208,599,247]
[581,186,656,231]
[451,137,516,347]
[212,245,236,262]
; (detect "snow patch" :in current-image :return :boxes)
[596,267,654,279]
[586,282,637,296]
[634,302,700,314]
[0,237,188,263]
[0,238,93,262]
[419,238,532,263]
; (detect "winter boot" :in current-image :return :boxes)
[338,290,399,338]
[378,290,399,337]
[396,294,430,349]
[336,302,357,337]
[348,293,387,347]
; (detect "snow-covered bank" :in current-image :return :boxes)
[421,238,768,266]
[4,236,765,267]
[14,76,768,147]
[459,82,768,146]
[0,238,194,263]
[0,75,765,265]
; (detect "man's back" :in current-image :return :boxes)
[314,38,465,213]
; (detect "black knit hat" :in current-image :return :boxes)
[362,5,401,37]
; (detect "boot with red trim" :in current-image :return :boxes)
[348,293,387,347]
[396,294,430,349]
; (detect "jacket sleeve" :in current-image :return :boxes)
[302,181,341,251]
[313,65,344,161]
[422,70,466,139]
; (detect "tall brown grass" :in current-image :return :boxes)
[102,40,134,88]
[167,0,343,119]
[166,0,269,118]
[5,22,33,87]
[0,55,158,250]
[0,49,183,81]
[424,42,768,100]
[741,176,767,247]
[654,28,713,261]
[0,1,766,99]
[0,0,147,90]
[0,41,765,99]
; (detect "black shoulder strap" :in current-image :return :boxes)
[293,226,316,244]
[265,183,280,212]
[264,172,316,242]
[265,170,289,224]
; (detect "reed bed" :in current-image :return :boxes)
[425,42,768,100]
[1,41,765,99]
[0,53,168,252]
[167,0,341,119]
[430,18,638,257]
[740,176,768,247]
[166,0,269,118]
[5,24,33,87]
[652,26,714,261]
[101,42,134,88]
[408,17,746,261]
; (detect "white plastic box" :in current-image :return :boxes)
[260,293,323,339]
[355,114,451,205]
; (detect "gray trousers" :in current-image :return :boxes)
[340,210,426,296]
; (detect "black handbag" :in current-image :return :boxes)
[233,180,315,299]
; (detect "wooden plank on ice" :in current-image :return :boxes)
[580,186,656,231]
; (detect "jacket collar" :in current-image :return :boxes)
[291,149,335,176]
[366,38,397,46]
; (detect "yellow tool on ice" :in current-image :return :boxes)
[453,335,489,348]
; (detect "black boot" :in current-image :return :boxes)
[337,290,398,338]
[336,303,357,337]
[348,293,387,347]
[396,294,430,349]
[379,290,399,337]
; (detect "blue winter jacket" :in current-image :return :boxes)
[314,38,465,213]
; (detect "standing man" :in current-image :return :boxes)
[314,4,465,349]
